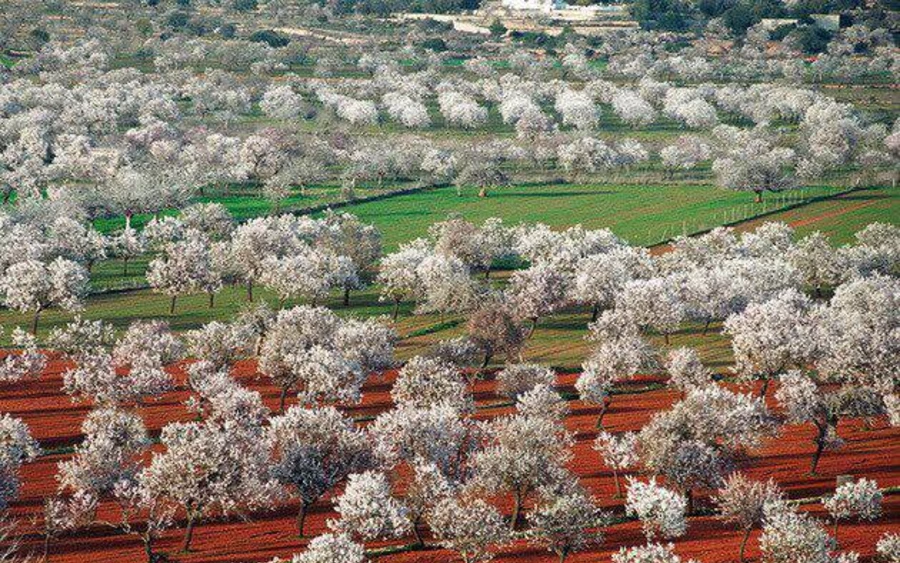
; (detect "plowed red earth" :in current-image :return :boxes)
[3,358,898,563]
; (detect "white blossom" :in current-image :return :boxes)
[527,485,608,563]
[759,503,834,563]
[496,363,556,400]
[0,257,88,333]
[665,347,712,394]
[823,478,882,540]
[391,356,472,413]
[473,413,573,529]
[428,495,510,563]
[625,477,688,541]
[876,532,900,563]
[329,471,411,540]
[0,414,40,508]
[269,405,371,535]
[285,533,366,563]
[594,431,639,497]
[613,543,699,563]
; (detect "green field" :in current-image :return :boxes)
[318,182,847,250]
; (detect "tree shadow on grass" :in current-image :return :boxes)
[833,192,895,202]
[499,190,616,198]
[355,209,433,218]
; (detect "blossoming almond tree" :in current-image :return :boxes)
[724,289,819,397]
[612,543,700,563]
[269,405,372,536]
[473,413,573,530]
[0,414,41,509]
[758,502,836,563]
[713,473,784,562]
[428,495,510,563]
[527,484,609,563]
[775,371,884,474]
[140,414,278,552]
[594,431,639,498]
[285,532,367,563]
[329,471,411,541]
[0,257,88,334]
[625,478,688,542]
[823,478,882,544]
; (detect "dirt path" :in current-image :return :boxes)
[786,197,877,229]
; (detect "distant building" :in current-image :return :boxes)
[810,14,840,31]
[501,0,563,13]
[759,14,842,32]
[759,17,799,31]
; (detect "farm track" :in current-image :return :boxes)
[4,358,898,563]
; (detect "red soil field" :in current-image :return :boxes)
[3,358,898,563]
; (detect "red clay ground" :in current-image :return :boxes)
[3,359,898,563]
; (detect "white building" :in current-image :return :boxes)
[501,0,564,13]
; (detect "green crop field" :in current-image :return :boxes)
[318,182,848,250]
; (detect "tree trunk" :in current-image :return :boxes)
[411,518,424,548]
[143,535,155,563]
[832,518,840,546]
[208,292,215,309]
[43,533,51,559]
[392,298,401,321]
[664,332,670,345]
[759,379,770,398]
[125,212,133,230]
[478,187,488,198]
[343,286,351,307]
[755,191,763,203]
[613,468,622,498]
[296,501,308,536]
[481,351,493,370]
[685,489,694,516]
[31,309,40,336]
[169,295,177,315]
[591,303,600,323]
[510,490,523,531]
[182,514,196,552]
[703,319,711,335]
[810,425,828,475]
[596,396,611,429]
[739,528,751,563]
[526,317,538,339]
[558,551,568,563]
[246,280,254,302]
[280,386,288,414]
[123,257,129,276]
